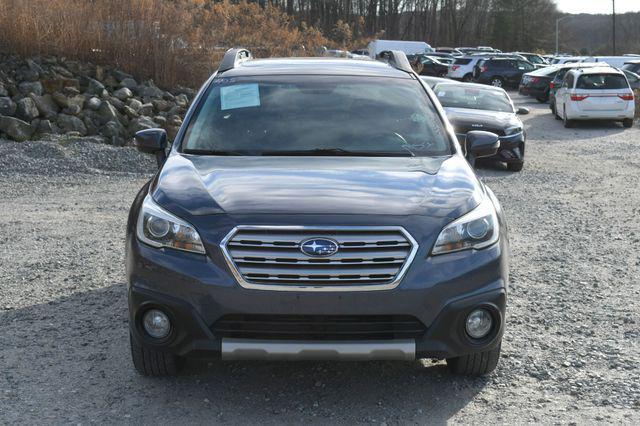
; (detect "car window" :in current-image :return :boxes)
[555,69,568,82]
[433,84,514,113]
[454,58,472,65]
[181,76,452,157]
[576,74,629,90]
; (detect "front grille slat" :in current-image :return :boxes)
[222,226,417,289]
[213,314,427,340]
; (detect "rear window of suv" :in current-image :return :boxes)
[575,74,629,90]
[453,58,472,65]
[181,75,452,157]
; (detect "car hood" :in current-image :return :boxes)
[443,107,520,132]
[151,154,483,219]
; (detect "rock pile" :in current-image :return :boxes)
[0,54,196,144]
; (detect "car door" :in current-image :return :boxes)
[555,73,570,114]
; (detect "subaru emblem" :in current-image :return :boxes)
[300,238,339,257]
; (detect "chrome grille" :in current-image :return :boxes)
[220,226,418,291]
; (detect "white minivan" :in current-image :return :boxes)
[367,40,433,58]
[554,67,635,128]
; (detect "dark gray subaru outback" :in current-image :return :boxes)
[126,49,509,377]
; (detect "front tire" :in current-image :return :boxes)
[507,161,524,172]
[462,73,473,82]
[622,118,633,128]
[447,342,501,376]
[130,334,184,376]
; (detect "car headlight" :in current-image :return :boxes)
[504,125,523,136]
[136,195,205,254]
[431,196,499,255]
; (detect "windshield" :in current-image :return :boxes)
[433,84,514,113]
[181,76,451,157]
[576,74,629,90]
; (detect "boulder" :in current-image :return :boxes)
[85,97,102,111]
[41,77,79,94]
[18,81,43,96]
[16,97,40,121]
[119,77,138,90]
[97,100,119,125]
[127,98,143,111]
[123,105,138,118]
[0,84,8,97]
[19,68,40,82]
[138,83,164,99]
[128,116,158,134]
[29,94,59,119]
[57,113,87,135]
[35,119,54,135]
[113,87,133,101]
[175,93,189,108]
[139,103,154,116]
[0,97,17,116]
[113,70,133,82]
[152,99,171,112]
[86,78,105,95]
[100,120,127,146]
[0,116,35,141]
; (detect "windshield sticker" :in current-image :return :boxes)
[220,84,260,110]
[437,91,446,97]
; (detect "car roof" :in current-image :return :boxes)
[218,57,412,79]
[624,59,640,64]
[432,81,508,94]
[557,62,608,69]
[570,66,624,75]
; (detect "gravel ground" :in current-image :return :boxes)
[1,93,639,424]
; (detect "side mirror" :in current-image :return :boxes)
[465,131,500,167]
[135,128,167,168]
[516,107,530,115]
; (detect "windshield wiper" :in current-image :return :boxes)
[182,149,249,156]
[260,148,414,157]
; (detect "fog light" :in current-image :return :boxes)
[465,309,493,339]
[142,309,171,339]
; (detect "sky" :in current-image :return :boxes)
[555,0,640,14]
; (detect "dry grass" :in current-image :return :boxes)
[0,0,328,88]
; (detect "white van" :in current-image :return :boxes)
[580,56,632,68]
[368,40,433,58]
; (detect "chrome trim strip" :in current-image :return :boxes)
[219,225,419,292]
[221,338,416,361]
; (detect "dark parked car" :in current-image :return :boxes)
[407,54,449,76]
[433,81,529,172]
[473,58,535,88]
[127,49,509,377]
[512,52,549,68]
[519,66,559,102]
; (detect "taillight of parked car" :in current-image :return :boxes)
[549,82,555,89]
[618,93,634,101]
[570,94,589,101]
[531,77,540,84]
[481,65,488,73]
[452,65,460,71]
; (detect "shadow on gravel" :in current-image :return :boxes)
[1,285,489,423]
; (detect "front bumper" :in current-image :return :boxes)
[457,132,525,164]
[127,226,508,360]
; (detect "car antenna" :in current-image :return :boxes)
[218,48,253,73]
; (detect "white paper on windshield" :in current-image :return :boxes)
[220,84,260,110]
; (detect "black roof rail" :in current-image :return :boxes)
[376,50,413,73]
[218,48,252,73]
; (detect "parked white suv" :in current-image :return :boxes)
[447,56,485,81]
[554,67,635,128]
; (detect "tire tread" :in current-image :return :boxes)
[446,343,501,376]
[130,334,182,377]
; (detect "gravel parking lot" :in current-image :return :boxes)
[1,93,638,424]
